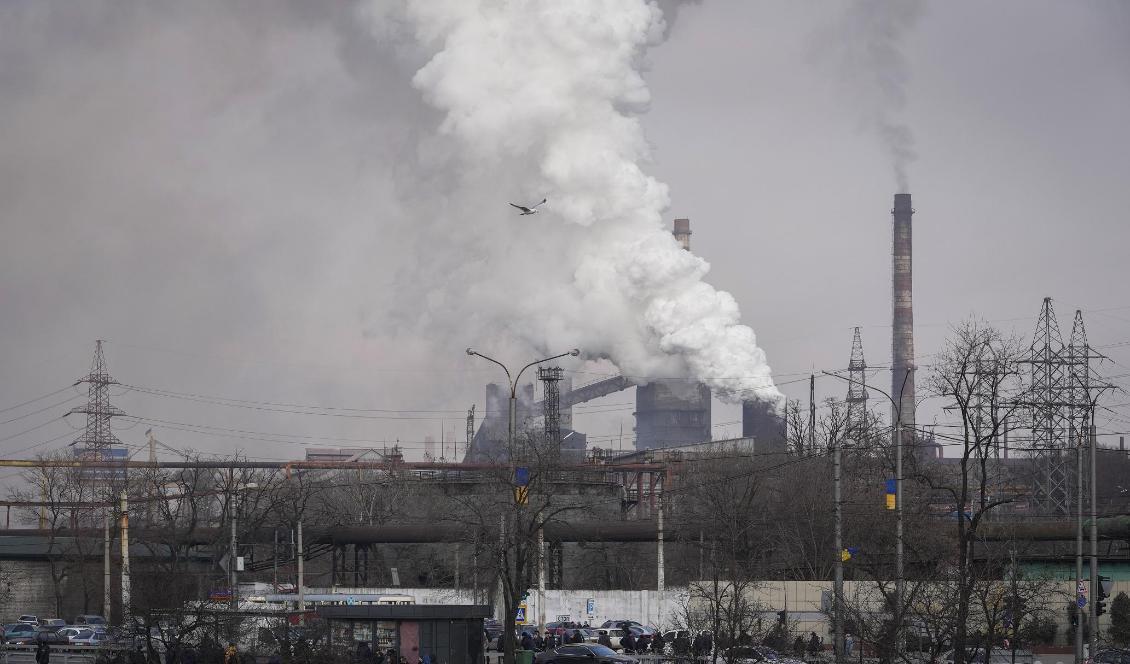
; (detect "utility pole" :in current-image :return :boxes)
[809,374,816,455]
[1089,418,1098,657]
[104,512,111,621]
[1075,426,1084,664]
[230,509,238,614]
[657,477,665,629]
[273,528,279,592]
[297,520,305,622]
[833,435,844,664]
[119,489,131,626]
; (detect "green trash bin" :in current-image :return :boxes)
[515,650,535,664]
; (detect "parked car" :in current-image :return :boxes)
[600,620,642,630]
[16,615,37,625]
[1094,650,1130,664]
[37,618,66,631]
[534,644,633,664]
[3,623,38,643]
[593,628,627,650]
[9,628,69,645]
[57,627,100,645]
[72,615,108,627]
[484,619,503,641]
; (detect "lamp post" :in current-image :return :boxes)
[823,367,913,657]
[465,347,580,639]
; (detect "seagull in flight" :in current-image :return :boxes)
[509,198,547,215]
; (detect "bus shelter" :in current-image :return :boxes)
[318,604,491,664]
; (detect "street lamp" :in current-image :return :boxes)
[465,348,580,461]
[465,347,580,641]
[823,367,913,658]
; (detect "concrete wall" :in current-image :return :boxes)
[317,579,1130,647]
[0,559,61,619]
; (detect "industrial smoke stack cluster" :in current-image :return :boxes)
[891,193,916,442]
[633,218,712,449]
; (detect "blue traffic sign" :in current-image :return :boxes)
[1077,596,1087,608]
[515,467,530,487]
[515,606,527,622]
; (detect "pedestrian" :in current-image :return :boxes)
[598,632,613,649]
[35,639,51,664]
[359,642,374,663]
[534,633,545,652]
[793,636,805,657]
[807,633,821,657]
[571,630,584,645]
[520,632,534,652]
[622,631,637,654]
[675,633,691,657]
[703,632,713,656]
[224,643,238,664]
[844,634,854,659]
[651,632,665,654]
[637,634,651,652]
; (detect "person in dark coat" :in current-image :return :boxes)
[621,632,637,654]
[520,632,534,652]
[807,633,821,657]
[793,636,806,656]
[674,633,691,657]
[703,633,713,656]
[35,640,51,664]
[571,630,585,645]
[534,633,545,651]
[650,632,665,654]
[692,633,704,657]
[598,633,613,649]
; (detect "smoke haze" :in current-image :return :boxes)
[365,0,780,402]
[815,0,925,192]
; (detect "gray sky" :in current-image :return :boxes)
[1,1,1128,469]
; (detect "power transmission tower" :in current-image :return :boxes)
[846,327,869,436]
[66,340,127,511]
[538,367,564,455]
[1067,310,1093,439]
[67,341,127,484]
[1019,298,1072,515]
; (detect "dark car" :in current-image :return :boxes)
[9,628,69,646]
[1094,650,1130,664]
[484,619,504,641]
[4,623,38,644]
[535,644,631,664]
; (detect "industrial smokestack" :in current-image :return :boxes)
[891,193,916,445]
[673,218,691,251]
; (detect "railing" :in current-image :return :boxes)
[0,645,105,664]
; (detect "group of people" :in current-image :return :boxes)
[354,641,411,664]
[791,633,825,658]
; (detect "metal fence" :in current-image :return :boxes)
[0,645,101,664]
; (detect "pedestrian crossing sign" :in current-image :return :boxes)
[516,603,528,624]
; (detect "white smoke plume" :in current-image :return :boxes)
[364,0,779,403]
[815,0,924,192]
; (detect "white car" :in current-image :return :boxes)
[57,627,99,645]
[594,629,628,650]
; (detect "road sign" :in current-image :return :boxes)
[515,467,530,487]
[586,598,595,616]
[1077,596,1087,608]
[516,603,528,624]
[514,486,529,505]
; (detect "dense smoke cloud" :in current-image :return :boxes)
[815,0,924,192]
[364,0,780,403]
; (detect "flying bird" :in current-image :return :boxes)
[509,198,546,215]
